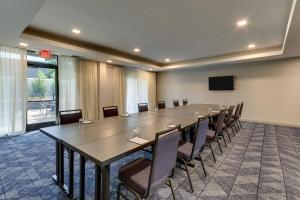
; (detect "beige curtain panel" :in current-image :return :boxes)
[76,59,99,120]
[59,57,127,120]
[58,56,154,119]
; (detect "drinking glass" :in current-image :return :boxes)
[132,127,141,138]
[194,111,200,119]
[167,117,174,127]
[79,118,83,127]
[208,106,212,113]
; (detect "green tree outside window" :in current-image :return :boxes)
[31,70,47,98]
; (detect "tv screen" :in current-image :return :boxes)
[209,76,234,90]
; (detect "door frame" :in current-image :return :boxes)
[26,53,59,131]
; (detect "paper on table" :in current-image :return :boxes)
[81,120,93,124]
[129,137,149,145]
[168,124,177,128]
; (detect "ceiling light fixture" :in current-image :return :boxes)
[72,29,81,34]
[165,58,170,62]
[19,42,28,47]
[248,44,256,49]
[237,19,248,27]
[149,68,153,71]
[107,60,112,63]
[133,48,140,53]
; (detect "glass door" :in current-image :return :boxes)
[26,51,58,131]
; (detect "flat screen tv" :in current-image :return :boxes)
[209,76,234,90]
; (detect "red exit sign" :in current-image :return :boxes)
[39,50,52,59]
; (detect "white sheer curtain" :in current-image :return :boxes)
[125,69,139,113]
[58,56,78,111]
[125,69,156,113]
[0,46,27,137]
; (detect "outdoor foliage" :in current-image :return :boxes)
[31,70,47,97]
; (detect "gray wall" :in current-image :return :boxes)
[157,57,300,126]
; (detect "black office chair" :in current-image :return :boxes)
[182,99,188,105]
[173,100,179,107]
[138,103,148,112]
[177,117,209,192]
[59,109,82,125]
[117,125,181,200]
[206,109,227,162]
[209,107,232,144]
[225,106,236,136]
[157,101,166,109]
[58,109,82,159]
[237,102,244,128]
[103,106,118,118]
[231,103,241,131]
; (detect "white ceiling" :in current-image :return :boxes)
[0,0,299,71]
[29,0,293,63]
[0,0,46,44]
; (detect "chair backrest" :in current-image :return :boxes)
[103,106,118,118]
[225,106,234,126]
[157,101,166,109]
[173,100,179,107]
[138,103,148,112]
[182,99,188,105]
[190,117,209,160]
[239,102,244,118]
[234,103,240,119]
[59,109,82,125]
[214,109,227,139]
[148,125,181,196]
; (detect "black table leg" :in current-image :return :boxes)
[95,165,102,200]
[68,149,74,198]
[53,141,68,191]
[79,155,86,200]
[102,165,110,200]
[189,126,195,143]
[59,142,64,186]
[53,141,60,183]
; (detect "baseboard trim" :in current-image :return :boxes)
[241,118,300,128]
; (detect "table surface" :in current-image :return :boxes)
[40,104,225,166]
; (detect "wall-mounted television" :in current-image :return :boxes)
[209,76,234,90]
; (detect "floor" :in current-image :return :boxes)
[0,122,300,200]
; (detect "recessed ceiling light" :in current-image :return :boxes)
[165,58,170,62]
[237,19,248,27]
[19,42,28,47]
[133,48,140,53]
[149,68,153,71]
[72,29,81,34]
[107,60,112,63]
[248,44,256,49]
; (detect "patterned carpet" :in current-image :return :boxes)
[0,122,300,200]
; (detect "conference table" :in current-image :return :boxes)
[40,104,226,200]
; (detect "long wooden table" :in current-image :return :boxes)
[40,104,225,200]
